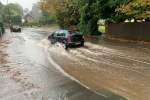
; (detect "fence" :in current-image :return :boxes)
[106,22,150,42]
[0,22,5,38]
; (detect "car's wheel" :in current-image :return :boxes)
[51,41,55,44]
[62,43,68,50]
[81,43,84,46]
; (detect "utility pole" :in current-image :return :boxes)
[7,0,11,27]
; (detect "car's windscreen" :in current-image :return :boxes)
[68,30,82,36]
[13,26,20,28]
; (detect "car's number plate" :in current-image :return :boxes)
[16,28,18,29]
[75,42,81,45]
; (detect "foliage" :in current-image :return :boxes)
[8,3,23,15]
[30,3,41,18]
[0,3,23,23]
[24,8,29,13]
[38,0,80,26]
[5,15,22,23]
[0,5,9,22]
[0,1,3,11]
[116,0,150,20]
[0,14,2,22]
[33,18,39,23]
[78,0,131,35]
[25,18,28,23]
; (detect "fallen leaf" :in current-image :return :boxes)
[43,83,45,85]
[33,92,35,94]
[52,91,54,93]
[7,84,10,85]
[36,86,40,89]
[81,76,82,78]
[42,97,45,100]
[10,89,13,91]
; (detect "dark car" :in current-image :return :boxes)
[48,30,84,49]
[11,26,21,32]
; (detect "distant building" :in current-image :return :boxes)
[22,14,34,23]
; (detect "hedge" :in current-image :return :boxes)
[0,22,5,37]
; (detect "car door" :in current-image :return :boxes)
[48,31,59,44]
[56,30,66,43]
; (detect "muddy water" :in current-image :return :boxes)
[2,27,149,100]
[38,36,150,100]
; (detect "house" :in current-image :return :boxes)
[22,14,34,23]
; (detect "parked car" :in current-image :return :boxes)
[48,30,84,49]
[11,26,21,32]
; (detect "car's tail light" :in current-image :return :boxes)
[82,35,84,39]
[67,37,71,41]
[13,28,14,29]
[72,30,76,31]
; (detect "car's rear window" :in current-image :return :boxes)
[13,26,20,28]
[68,30,82,36]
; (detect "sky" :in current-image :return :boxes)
[0,0,39,11]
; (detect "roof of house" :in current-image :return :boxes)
[23,14,34,19]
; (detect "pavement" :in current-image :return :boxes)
[0,26,150,100]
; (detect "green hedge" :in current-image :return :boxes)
[5,15,21,23]
[0,22,5,37]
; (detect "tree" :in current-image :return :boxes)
[38,0,80,26]
[30,3,41,18]
[116,0,150,21]
[15,3,23,15]
[25,18,28,23]
[0,14,2,22]
[0,3,24,23]
[8,3,23,15]
[78,0,130,35]
[33,18,39,23]
[0,1,3,11]
[0,5,9,22]
[24,8,29,13]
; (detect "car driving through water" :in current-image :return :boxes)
[48,30,84,49]
[10,26,21,33]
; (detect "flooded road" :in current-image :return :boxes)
[0,26,150,100]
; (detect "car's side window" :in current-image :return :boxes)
[57,30,65,36]
[53,31,59,36]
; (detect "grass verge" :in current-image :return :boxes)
[98,26,105,31]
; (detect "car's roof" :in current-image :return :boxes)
[57,29,80,31]
[13,25,18,26]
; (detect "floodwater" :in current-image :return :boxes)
[0,26,150,100]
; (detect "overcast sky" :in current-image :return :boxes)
[0,0,39,11]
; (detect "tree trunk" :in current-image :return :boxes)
[91,21,98,36]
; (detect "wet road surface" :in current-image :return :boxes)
[0,26,150,100]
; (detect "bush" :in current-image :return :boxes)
[0,22,5,37]
[25,18,28,23]
[5,15,22,23]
